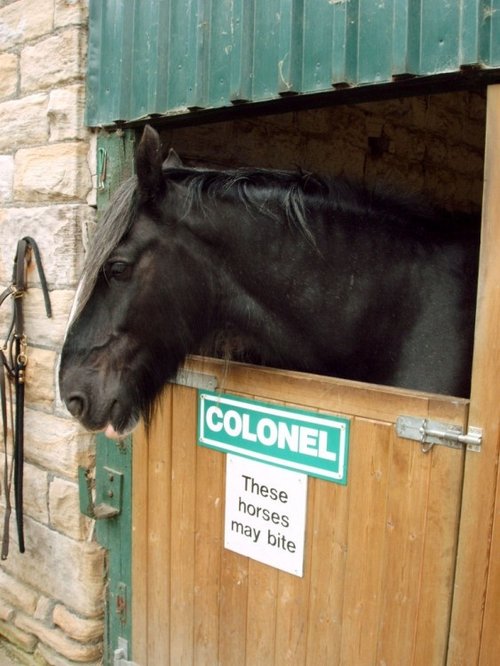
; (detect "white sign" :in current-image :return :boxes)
[224,454,308,577]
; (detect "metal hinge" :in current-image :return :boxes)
[396,416,482,453]
[114,637,139,666]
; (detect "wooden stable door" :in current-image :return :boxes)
[124,85,500,665]
[131,359,469,665]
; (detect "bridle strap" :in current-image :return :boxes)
[1,237,51,558]
[24,237,52,319]
[14,333,25,554]
[0,359,12,560]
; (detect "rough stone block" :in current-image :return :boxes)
[0,53,17,99]
[21,29,85,94]
[2,640,45,666]
[0,204,89,286]
[380,123,424,161]
[37,641,102,666]
[22,462,49,525]
[15,614,102,662]
[25,347,57,408]
[48,84,87,142]
[0,0,53,50]
[421,96,468,143]
[301,136,366,180]
[0,569,38,614]
[49,477,91,541]
[2,517,105,616]
[0,290,80,352]
[55,0,89,28]
[53,604,103,643]
[0,619,37,653]
[24,289,77,349]
[13,142,93,203]
[0,599,15,622]
[0,154,14,202]
[23,409,95,478]
[34,596,53,622]
[0,94,48,152]
[467,91,486,121]
[446,143,484,176]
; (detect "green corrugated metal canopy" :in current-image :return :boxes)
[86,0,500,128]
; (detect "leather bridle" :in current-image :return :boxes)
[0,238,51,559]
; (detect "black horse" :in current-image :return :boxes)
[59,126,479,438]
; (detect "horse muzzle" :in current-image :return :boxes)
[59,363,138,436]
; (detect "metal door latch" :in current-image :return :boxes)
[173,368,218,390]
[114,637,139,666]
[396,416,482,453]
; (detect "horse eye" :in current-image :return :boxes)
[104,261,131,283]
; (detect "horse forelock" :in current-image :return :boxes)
[71,176,139,322]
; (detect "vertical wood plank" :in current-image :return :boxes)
[479,449,500,665]
[147,387,173,664]
[169,387,197,664]
[305,479,349,666]
[273,572,310,664]
[376,431,432,665]
[193,446,224,665]
[245,560,279,665]
[339,419,391,665]
[131,421,149,665]
[413,444,465,665]
[218,549,249,665]
[273,481,315,665]
[448,83,500,665]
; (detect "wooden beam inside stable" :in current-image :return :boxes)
[447,83,500,665]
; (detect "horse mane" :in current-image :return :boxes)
[162,163,461,243]
[163,165,333,246]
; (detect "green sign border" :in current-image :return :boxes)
[197,391,350,484]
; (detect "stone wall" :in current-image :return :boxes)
[160,90,486,214]
[0,1,103,664]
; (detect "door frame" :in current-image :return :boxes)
[447,83,500,666]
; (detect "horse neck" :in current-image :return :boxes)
[179,191,323,328]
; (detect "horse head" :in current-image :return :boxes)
[59,126,214,438]
[60,127,478,435]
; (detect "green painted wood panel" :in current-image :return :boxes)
[229,0,255,102]
[95,129,136,211]
[86,130,136,665]
[87,0,500,127]
[94,434,133,666]
[277,0,304,95]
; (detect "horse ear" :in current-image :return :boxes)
[136,125,165,200]
[163,148,183,169]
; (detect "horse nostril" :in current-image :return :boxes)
[66,394,86,419]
